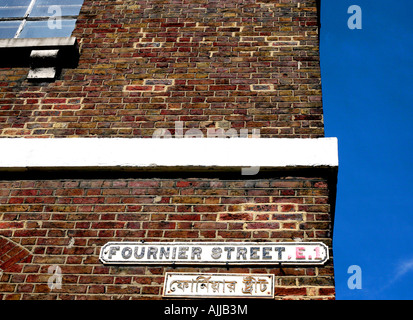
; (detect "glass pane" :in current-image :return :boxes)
[0,20,22,38]
[0,0,31,18]
[18,19,76,38]
[31,0,83,17]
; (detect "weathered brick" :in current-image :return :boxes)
[0,0,334,301]
[274,287,307,296]
[0,0,323,139]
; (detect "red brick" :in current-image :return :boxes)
[274,287,307,296]
[0,0,333,301]
[168,214,200,221]
[319,287,336,296]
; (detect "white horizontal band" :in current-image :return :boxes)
[0,37,77,49]
[0,138,338,171]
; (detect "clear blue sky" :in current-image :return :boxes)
[320,0,413,299]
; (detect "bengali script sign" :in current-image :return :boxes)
[163,273,274,298]
[99,242,329,265]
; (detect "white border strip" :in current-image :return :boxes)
[0,138,338,170]
[0,37,77,49]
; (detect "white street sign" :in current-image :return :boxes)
[163,273,274,299]
[100,242,329,265]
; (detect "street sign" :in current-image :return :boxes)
[99,241,328,265]
[163,273,274,299]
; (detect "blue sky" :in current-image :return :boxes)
[320,1,413,299]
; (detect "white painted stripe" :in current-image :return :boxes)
[0,138,338,170]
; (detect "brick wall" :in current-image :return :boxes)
[0,0,336,301]
[0,177,334,300]
[0,0,322,138]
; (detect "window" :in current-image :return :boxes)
[0,0,84,39]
